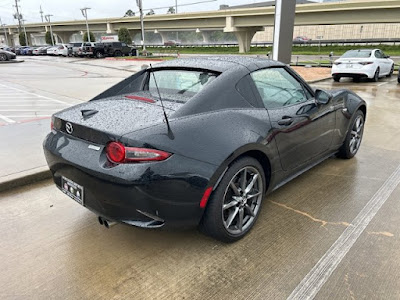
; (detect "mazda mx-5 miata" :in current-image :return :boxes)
[43,56,367,242]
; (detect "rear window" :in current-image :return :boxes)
[145,69,218,103]
[341,50,372,58]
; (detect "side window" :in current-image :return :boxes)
[251,68,309,109]
[375,51,382,58]
[122,43,127,47]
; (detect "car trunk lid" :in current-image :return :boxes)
[53,93,183,145]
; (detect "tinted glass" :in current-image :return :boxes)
[147,70,218,103]
[342,50,372,58]
[251,68,308,109]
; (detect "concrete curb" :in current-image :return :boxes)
[0,166,52,193]
[0,59,24,64]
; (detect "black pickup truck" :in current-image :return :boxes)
[92,42,135,58]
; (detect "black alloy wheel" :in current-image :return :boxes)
[372,68,380,82]
[200,157,266,243]
[337,110,365,159]
[114,50,122,57]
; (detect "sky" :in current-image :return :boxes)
[0,0,320,25]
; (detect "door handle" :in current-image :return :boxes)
[278,117,293,126]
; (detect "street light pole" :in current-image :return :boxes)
[80,7,91,43]
[45,14,55,46]
[136,0,146,51]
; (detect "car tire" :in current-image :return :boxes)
[114,50,122,57]
[337,110,365,159]
[199,157,266,243]
[0,53,7,61]
[333,75,341,82]
[372,68,380,82]
[387,65,394,77]
[95,51,103,59]
[353,77,360,83]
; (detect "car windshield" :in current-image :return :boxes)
[341,50,372,58]
[146,69,218,103]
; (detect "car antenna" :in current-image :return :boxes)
[149,64,174,139]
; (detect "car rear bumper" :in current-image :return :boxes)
[43,132,217,228]
[332,64,376,79]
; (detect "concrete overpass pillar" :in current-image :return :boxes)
[106,22,115,34]
[272,0,296,63]
[224,16,262,53]
[201,31,212,44]
[159,32,169,44]
[56,32,73,44]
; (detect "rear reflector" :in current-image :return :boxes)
[106,141,171,163]
[125,95,156,103]
[200,187,213,208]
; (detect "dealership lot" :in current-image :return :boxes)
[0,57,400,299]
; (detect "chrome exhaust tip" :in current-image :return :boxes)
[103,219,117,228]
[98,216,104,225]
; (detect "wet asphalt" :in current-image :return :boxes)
[0,58,400,299]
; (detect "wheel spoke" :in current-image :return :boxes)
[244,204,255,217]
[247,191,261,199]
[244,174,259,195]
[223,200,239,210]
[229,182,240,196]
[238,208,244,231]
[241,168,247,191]
[351,130,358,137]
[225,207,239,228]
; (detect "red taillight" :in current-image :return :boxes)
[359,62,373,65]
[106,142,126,163]
[200,187,213,208]
[106,142,171,164]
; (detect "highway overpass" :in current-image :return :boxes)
[3,0,400,52]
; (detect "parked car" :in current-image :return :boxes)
[39,46,51,55]
[0,49,16,61]
[293,36,311,43]
[398,69,400,84]
[82,42,97,57]
[54,44,69,56]
[43,56,367,242]
[0,46,12,52]
[93,42,134,58]
[164,40,179,46]
[19,46,32,55]
[69,42,84,57]
[332,49,394,82]
[46,46,58,55]
[32,47,43,55]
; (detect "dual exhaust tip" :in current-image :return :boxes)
[98,216,117,229]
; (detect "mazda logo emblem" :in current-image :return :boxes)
[65,122,73,134]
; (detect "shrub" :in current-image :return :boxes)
[118,27,132,45]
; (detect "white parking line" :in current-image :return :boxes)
[0,83,68,105]
[287,164,400,300]
[0,114,16,123]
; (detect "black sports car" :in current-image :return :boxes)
[43,56,367,242]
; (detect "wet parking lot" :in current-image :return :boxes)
[1,58,400,299]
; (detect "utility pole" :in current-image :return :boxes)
[80,7,91,43]
[45,14,54,45]
[40,5,44,23]
[13,0,22,32]
[175,0,179,42]
[21,19,28,46]
[0,18,8,45]
[136,0,146,51]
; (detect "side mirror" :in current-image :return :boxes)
[386,55,391,58]
[315,89,332,105]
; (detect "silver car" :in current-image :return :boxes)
[0,49,16,61]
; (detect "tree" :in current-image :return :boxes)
[83,31,95,42]
[167,7,176,14]
[124,9,135,17]
[118,27,132,45]
[146,9,155,15]
[19,32,27,46]
[45,31,53,45]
